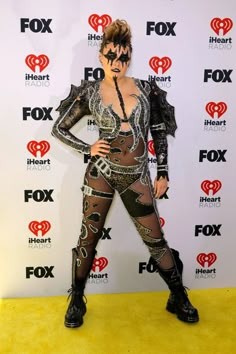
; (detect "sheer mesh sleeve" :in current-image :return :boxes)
[149,81,177,180]
[51,81,92,155]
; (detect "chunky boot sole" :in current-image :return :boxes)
[166,300,199,323]
[64,304,86,328]
[64,307,86,328]
[64,318,84,328]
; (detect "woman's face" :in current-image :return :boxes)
[100,42,131,80]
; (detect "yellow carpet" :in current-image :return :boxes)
[0,288,235,354]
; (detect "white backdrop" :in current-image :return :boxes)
[1,0,235,298]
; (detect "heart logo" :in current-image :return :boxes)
[27,140,50,158]
[25,54,49,72]
[88,14,112,32]
[148,140,155,156]
[205,102,227,118]
[28,220,51,236]
[210,18,233,35]
[91,257,108,272]
[197,253,217,267]
[149,56,172,74]
[201,180,222,196]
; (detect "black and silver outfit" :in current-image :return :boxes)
[52,78,199,327]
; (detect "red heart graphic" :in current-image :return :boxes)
[201,180,222,196]
[88,14,112,32]
[149,56,172,74]
[148,140,156,156]
[91,257,108,272]
[205,102,227,118]
[25,54,49,72]
[28,220,51,236]
[210,17,233,35]
[196,253,217,267]
[27,140,50,158]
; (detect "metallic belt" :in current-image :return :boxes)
[92,156,145,175]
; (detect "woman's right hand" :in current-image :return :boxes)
[90,140,110,157]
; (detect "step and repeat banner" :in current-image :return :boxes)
[1,0,235,297]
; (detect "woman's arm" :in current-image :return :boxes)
[149,80,177,181]
[52,83,92,155]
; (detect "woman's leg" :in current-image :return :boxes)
[120,174,199,323]
[120,174,174,269]
[65,162,114,328]
[75,176,114,279]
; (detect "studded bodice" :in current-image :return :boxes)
[52,78,177,179]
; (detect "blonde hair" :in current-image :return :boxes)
[100,19,132,53]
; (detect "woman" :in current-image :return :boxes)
[52,19,199,328]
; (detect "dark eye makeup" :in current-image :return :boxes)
[103,49,130,66]
[118,53,130,63]
[104,49,117,65]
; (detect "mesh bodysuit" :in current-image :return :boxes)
[52,78,177,279]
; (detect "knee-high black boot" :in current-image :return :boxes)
[64,247,95,328]
[166,249,183,313]
[148,249,199,323]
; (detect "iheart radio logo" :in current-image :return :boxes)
[28,220,51,236]
[201,180,222,196]
[205,102,227,118]
[196,253,217,267]
[91,257,108,272]
[149,56,172,74]
[148,140,155,156]
[88,14,112,32]
[159,217,165,228]
[27,140,50,158]
[210,18,233,36]
[25,54,49,72]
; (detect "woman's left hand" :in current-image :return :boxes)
[153,177,168,199]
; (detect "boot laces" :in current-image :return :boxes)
[179,286,194,305]
[67,286,87,304]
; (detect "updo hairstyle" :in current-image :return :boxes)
[99,19,132,53]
